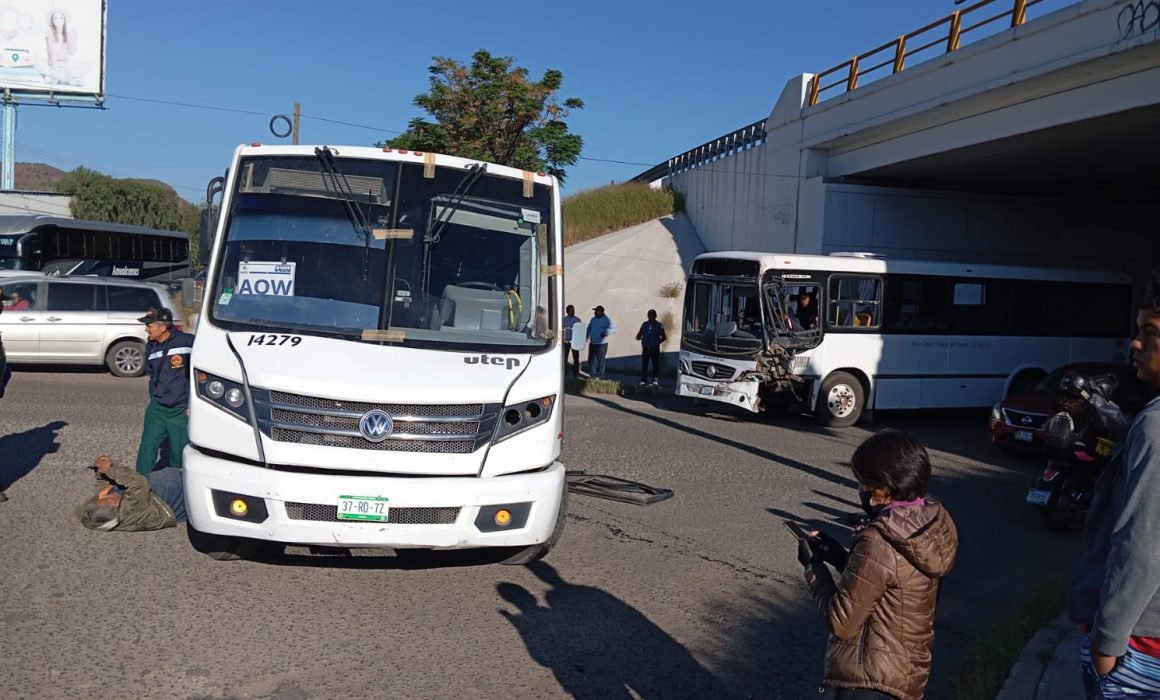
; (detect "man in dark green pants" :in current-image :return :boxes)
[135,308,195,475]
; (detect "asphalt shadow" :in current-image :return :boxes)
[235,540,525,570]
[585,394,858,490]
[0,420,68,490]
[497,562,732,698]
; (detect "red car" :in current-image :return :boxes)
[990,362,1149,452]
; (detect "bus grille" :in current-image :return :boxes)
[254,389,498,454]
[270,392,483,416]
[271,429,476,453]
[690,361,736,381]
[285,502,460,524]
[271,409,480,436]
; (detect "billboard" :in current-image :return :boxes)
[0,1,106,98]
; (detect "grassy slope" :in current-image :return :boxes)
[562,181,683,246]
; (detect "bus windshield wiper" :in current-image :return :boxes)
[420,163,488,306]
[314,146,373,280]
[425,162,487,248]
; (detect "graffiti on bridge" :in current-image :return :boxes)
[1117,0,1160,42]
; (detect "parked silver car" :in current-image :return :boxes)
[0,275,184,377]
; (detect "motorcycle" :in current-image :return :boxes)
[1026,372,1128,531]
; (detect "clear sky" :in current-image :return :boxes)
[12,0,1076,202]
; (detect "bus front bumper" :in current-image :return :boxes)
[676,375,761,413]
[183,447,566,549]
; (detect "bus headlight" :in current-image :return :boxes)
[196,369,250,422]
[494,395,555,443]
[225,388,245,408]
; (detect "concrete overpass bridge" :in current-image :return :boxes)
[637,0,1160,280]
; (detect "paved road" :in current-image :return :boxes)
[0,370,1082,699]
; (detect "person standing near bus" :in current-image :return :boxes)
[636,309,667,388]
[562,305,582,377]
[135,308,194,476]
[586,305,615,379]
[1069,273,1160,697]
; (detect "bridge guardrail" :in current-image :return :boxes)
[630,118,766,183]
[808,0,1051,106]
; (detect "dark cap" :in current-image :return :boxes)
[137,307,174,325]
[592,305,604,312]
[647,308,657,316]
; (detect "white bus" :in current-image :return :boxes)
[182,144,567,564]
[676,251,1132,426]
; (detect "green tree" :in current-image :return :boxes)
[56,166,204,265]
[381,49,584,182]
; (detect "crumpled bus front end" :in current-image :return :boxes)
[676,349,762,412]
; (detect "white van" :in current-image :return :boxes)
[0,275,183,376]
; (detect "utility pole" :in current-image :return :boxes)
[293,102,300,145]
[2,91,15,191]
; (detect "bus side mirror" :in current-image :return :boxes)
[181,277,196,308]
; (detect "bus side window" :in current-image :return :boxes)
[829,276,881,329]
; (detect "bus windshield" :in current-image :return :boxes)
[210,155,556,353]
[0,236,21,269]
[682,278,765,356]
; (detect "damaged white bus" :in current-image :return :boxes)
[677,251,1131,426]
[182,144,567,563]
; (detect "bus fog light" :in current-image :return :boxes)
[210,490,268,523]
[475,503,531,532]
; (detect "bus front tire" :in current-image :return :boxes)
[500,482,569,566]
[187,525,260,561]
[815,372,864,427]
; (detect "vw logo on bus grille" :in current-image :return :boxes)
[359,409,394,442]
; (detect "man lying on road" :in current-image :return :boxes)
[78,455,186,531]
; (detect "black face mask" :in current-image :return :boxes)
[859,489,885,519]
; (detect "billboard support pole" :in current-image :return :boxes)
[2,94,14,191]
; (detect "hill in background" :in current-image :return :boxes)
[5,162,181,198]
[13,162,68,192]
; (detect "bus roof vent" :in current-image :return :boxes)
[828,251,886,259]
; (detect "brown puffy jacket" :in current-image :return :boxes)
[805,501,958,700]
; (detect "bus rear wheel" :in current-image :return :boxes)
[815,372,864,427]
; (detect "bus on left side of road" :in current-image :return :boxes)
[0,214,191,282]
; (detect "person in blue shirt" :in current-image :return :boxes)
[636,309,668,387]
[586,305,615,379]
[135,308,195,475]
[562,305,582,377]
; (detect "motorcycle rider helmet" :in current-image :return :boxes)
[1044,411,1077,451]
[1091,374,1117,399]
[1060,372,1092,400]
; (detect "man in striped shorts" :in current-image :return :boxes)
[1070,273,1160,698]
